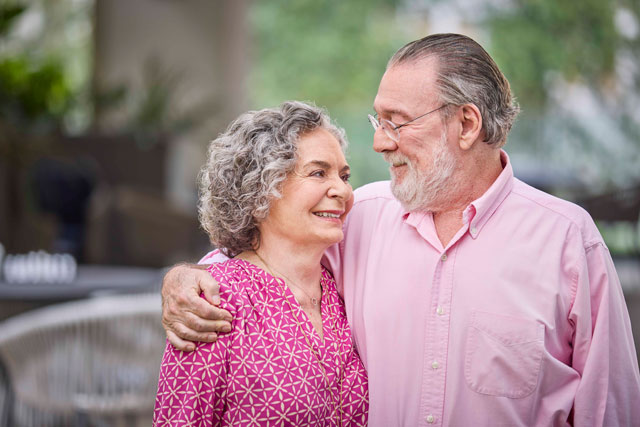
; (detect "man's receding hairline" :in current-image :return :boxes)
[388,52,441,71]
[386,54,445,106]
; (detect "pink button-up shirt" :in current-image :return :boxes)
[154,259,368,426]
[324,151,640,426]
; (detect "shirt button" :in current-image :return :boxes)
[471,225,477,234]
[436,306,444,315]
[441,253,447,261]
[431,360,440,369]
[426,414,435,423]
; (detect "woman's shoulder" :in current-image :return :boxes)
[209,259,254,290]
[206,259,258,309]
[209,258,276,303]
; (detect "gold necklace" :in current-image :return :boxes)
[254,250,321,306]
[249,252,344,426]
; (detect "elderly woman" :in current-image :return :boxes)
[153,101,368,426]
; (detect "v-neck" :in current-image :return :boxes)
[234,258,333,347]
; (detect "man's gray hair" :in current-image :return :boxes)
[198,101,347,257]
[388,33,520,147]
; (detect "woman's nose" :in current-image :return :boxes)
[328,175,352,200]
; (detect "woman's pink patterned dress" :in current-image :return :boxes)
[154,258,368,426]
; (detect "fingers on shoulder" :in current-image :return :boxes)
[168,325,218,347]
[167,330,199,352]
[191,294,233,322]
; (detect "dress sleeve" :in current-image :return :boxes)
[569,242,640,426]
[154,274,239,426]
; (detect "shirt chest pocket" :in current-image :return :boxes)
[464,311,545,399]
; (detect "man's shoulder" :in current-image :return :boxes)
[510,179,603,246]
[349,181,404,222]
[353,180,396,204]
[343,181,405,238]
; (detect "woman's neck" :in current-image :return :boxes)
[238,236,326,292]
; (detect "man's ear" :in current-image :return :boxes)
[457,104,483,151]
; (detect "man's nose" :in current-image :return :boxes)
[372,128,398,153]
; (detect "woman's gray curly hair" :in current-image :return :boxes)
[198,101,348,257]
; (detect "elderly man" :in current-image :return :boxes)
[161,33,640,426]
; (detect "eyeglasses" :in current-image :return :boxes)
[367,104,449,142]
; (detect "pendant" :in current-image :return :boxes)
[311,297,318,306]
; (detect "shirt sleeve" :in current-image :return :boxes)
[198,248,230,265]
[321,241,343,295]
[569,242,640,426]
[154,277,239,426]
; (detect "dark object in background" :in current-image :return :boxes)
[576,185,640,223]
[0,356,13,427]
[10,134,208,267]
[56,134,166,195]
[31,158,96,261]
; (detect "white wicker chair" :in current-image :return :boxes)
[0,293,165,427]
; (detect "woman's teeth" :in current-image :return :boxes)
[314,212,340,218]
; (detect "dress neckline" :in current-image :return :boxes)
[230,258,334,347]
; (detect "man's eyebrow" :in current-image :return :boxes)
[372,106,410,119]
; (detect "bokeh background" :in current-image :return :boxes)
[0,0,639,425]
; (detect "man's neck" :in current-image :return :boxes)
[431,149,504,247]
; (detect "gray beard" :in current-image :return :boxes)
[388,132,459,212]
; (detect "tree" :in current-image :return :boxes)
[486,0,640,190]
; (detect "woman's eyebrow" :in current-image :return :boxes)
[303,160,331,169]
[302,161,350,173]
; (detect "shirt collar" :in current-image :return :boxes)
[403,150,514,239]
[464,150,513,239]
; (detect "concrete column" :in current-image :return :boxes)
[93,0,249,211]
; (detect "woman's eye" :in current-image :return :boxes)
[310,170,326,178]
[341,173,351,183]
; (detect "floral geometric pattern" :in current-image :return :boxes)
[154,259,368,426]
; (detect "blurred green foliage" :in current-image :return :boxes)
[0,4,25,35]
[251,0,640,190]
[488,0,619,109]
[250,0,406,188]
[598,220,640,256]
[0,58,71,129]
[251,0,400,110]
[486,0,640,188]
[0,3,72,155]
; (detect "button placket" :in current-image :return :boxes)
[423,245,457,427]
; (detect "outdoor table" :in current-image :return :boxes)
[0,265,163,321]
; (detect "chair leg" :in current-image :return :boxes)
[0,356,14,427]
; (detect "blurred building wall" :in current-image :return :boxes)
[92,0,249,213]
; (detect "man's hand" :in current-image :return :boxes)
[161,263,232,352]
